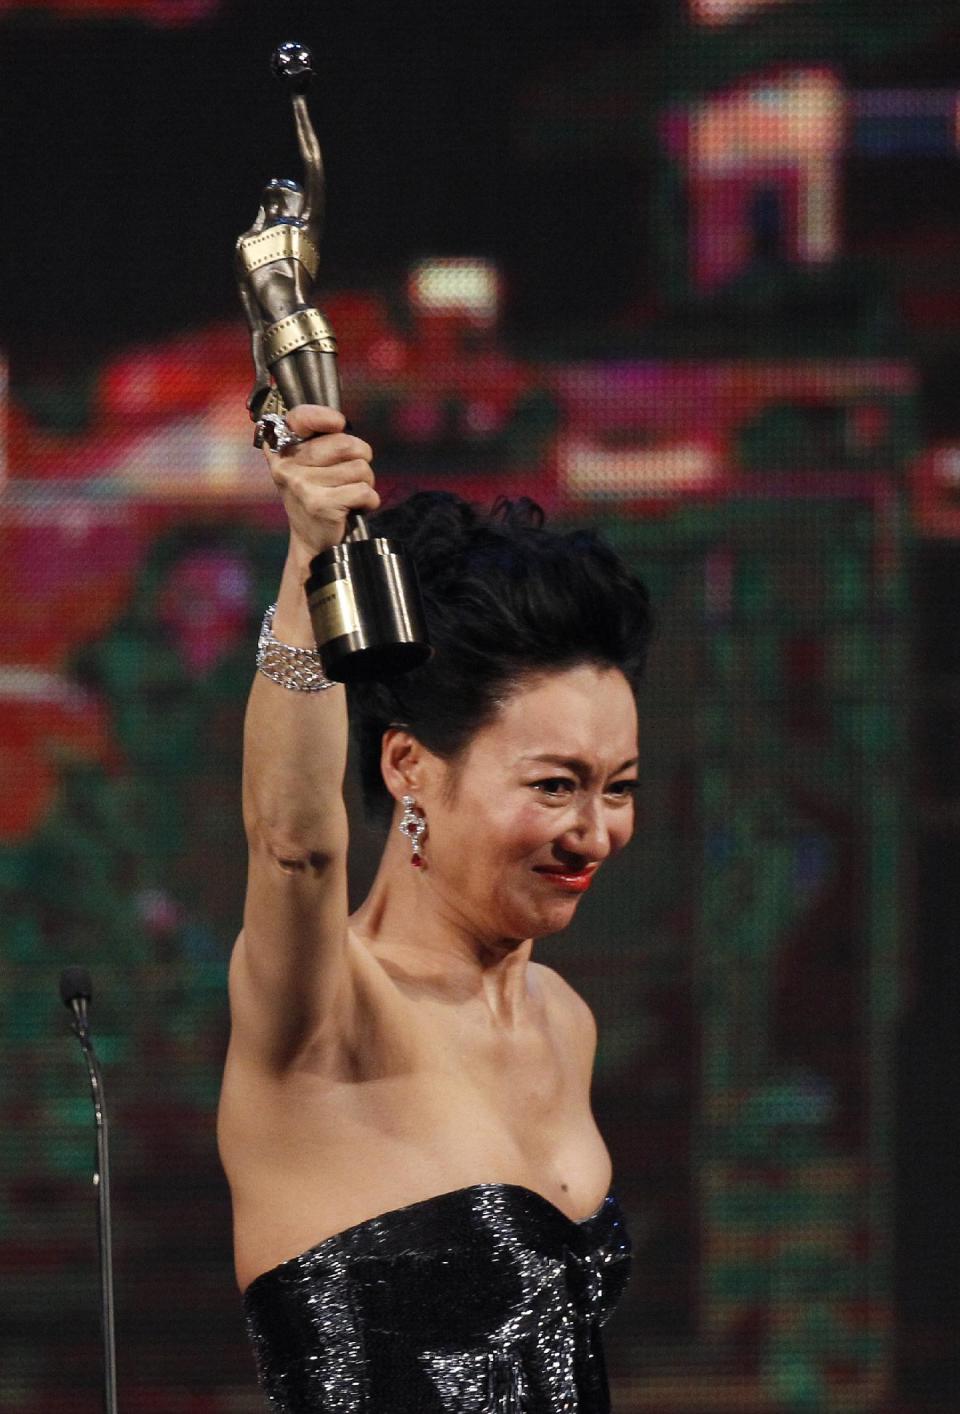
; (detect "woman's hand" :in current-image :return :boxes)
[265,404,380,560]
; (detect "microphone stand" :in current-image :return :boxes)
[61,970,118,1414]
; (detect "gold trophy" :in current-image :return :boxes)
[236,41,430,683]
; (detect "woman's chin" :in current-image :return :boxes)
[513,895,583,941]
[484,875,586,943]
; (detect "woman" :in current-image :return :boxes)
[218,404,654,1412]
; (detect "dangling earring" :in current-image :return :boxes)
[398,795,426,868]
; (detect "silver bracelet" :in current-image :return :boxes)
[256,604,337,692]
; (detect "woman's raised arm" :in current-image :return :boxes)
[229,404,379,1068]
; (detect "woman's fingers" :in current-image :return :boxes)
[289,434,375,468]
[273,459,375,501]
[268,436,373,474]
[289,475,380,528]
[284,404,345,439]
[263,404,379,553]
[263,404,372,466]
[337,482,382,515]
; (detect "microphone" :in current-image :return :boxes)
[58,966,118,1414]
[59,966,92,1028]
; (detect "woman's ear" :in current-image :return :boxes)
[380,728,425,806]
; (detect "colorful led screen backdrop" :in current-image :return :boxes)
[1,3,958,1411]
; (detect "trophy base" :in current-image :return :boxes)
[305,538,431,684]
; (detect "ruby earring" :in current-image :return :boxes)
[398,795,426,868]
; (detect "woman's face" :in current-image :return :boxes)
[418,664,640,944]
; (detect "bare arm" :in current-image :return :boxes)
[230,404,379,1068]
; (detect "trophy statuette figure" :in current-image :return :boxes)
[236,41,430,684]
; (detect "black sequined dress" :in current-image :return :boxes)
[244,1182,631,1412]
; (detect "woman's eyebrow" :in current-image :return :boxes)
[521,754,639,775]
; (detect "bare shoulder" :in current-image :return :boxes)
[530,961,597,1059]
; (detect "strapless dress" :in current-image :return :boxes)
[243,1182,631,1412]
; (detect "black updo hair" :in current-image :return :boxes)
[348,492,654,822]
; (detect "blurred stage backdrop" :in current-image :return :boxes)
[1,0,959,1410]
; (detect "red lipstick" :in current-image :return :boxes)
[533,866,595,894]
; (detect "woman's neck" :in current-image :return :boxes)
[350,831,534,1025]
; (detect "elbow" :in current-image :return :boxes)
[251,826,339,877]
[245,805,347,874]
[269,843,336,877]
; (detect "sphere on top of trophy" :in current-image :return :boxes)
[271,42,315,94]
